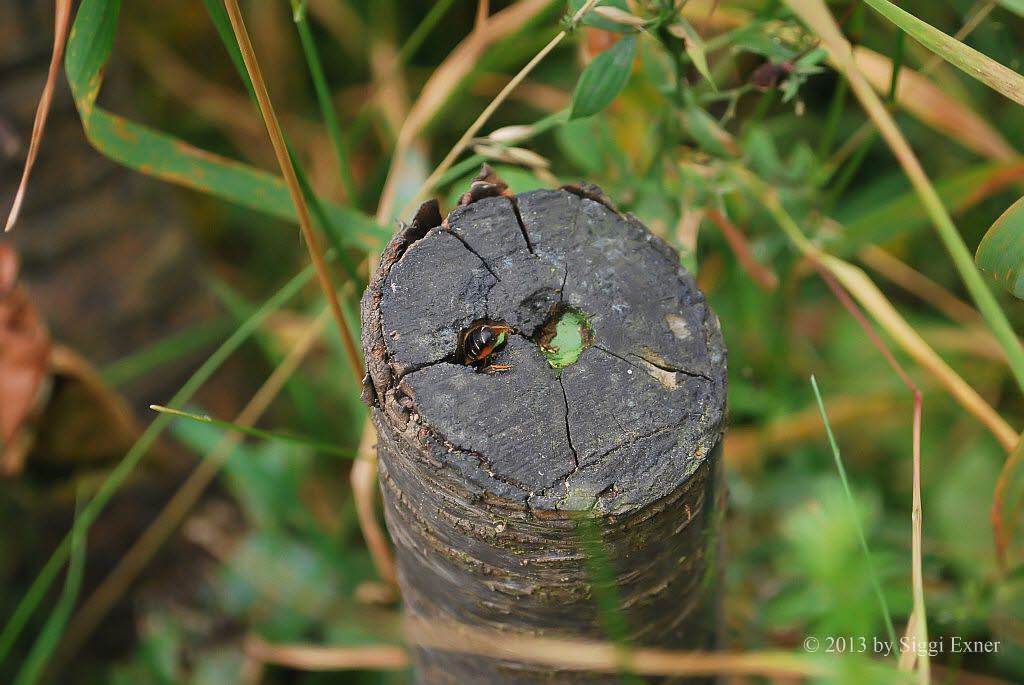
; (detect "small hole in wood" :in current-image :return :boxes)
[536,305,593,369]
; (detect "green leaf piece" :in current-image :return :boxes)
[570,34,638,119]
[976,195,1024,298]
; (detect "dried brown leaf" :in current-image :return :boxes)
[4,0,73,232]
[0,243,52,475]
[853,46,1018,162]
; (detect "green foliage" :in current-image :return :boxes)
[13,496,87,685]
[64,0,385,250]
[570,34,638,119]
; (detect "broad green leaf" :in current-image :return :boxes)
[570,34,637,120]
[863,0,1024,107]
[63,0,385,251]
[976,195,1024,298]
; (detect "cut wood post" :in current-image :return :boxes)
[361,171,728,683]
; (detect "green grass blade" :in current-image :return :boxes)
[341,0,459,165]
[207,277,331,437]
[0,266,315,666]
[791,0,1024,392]
[200,0,254,94]
[203,0,376,271]
[862,0,1024,106]
[290,4,356,201]
[63,0,384,250]
[573,513,642,685]
[101,317,234,386]
[12,494,87,685]
[810,375,898,649]
[150,405,354,459]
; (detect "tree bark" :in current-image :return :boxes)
[361,177,727,683]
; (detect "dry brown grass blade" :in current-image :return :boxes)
[246,634,408,671]
[991,438,1024,572]
[223,0,362,381]
[55,308,330,670]
[787,0,1024,397]
[4,0,72,232]
[852,46,1017,162]
[352,416,397,588]
[394,0,603,221]
[407,618,828,678]
[739,165,1019,451]
[476,0,491,30]
[909,398,929,683]
[828,256,1016,451]
[828,1,998,172]
[242,619,828,678]
[859,245,980,325]
[725,392,903,472]
[705,209,779,291]
[813,240,927,679]
[376,0,553,222]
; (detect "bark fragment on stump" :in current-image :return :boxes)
[361,183,727,683]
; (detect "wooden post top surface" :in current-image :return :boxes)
[362,178,726,516]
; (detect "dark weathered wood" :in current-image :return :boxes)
[361,179,727,683]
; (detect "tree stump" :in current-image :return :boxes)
[361,174,727,683]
